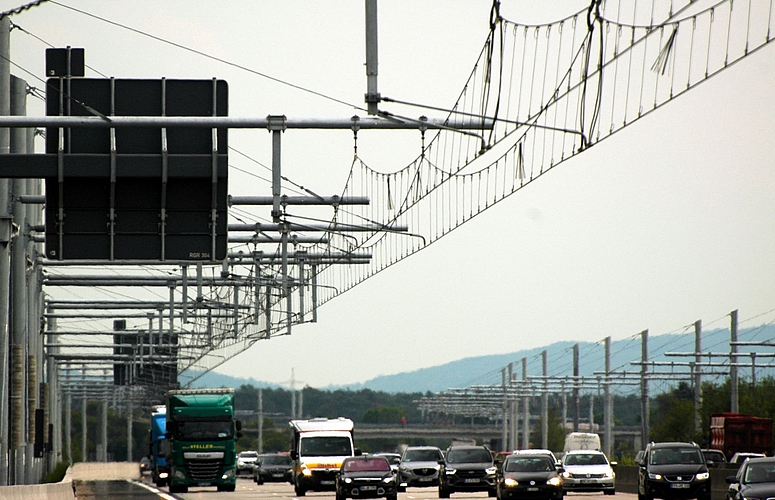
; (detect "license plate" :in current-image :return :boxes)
[419,477,433,482]
[671,484,690,489]
[464,478,480,483]
[321,480,335,485]
[273,474,285,478]
[581,480,595,484]
[198,482,212,487]
[361,486,377,491]
[527,487,539,491]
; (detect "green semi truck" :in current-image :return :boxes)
[165,388,243,493]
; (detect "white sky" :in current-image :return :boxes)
[6,0,775,389]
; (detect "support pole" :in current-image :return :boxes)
[572,344,580,432]
[541,351,548,450]
[521,357,529,450]
[693,320,702,434]
[640,329,650,448]
[0,16,12,485]
[730,310,739,413]
[604,337,613,458]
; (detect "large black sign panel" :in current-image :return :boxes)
[45,78,228,261]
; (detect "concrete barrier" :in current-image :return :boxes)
[0,467,75,500]
[0,462,140,500]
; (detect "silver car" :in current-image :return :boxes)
[397,446,445,491]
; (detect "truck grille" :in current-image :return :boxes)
[186,459,222,481]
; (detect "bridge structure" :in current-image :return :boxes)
[0,0,773,489]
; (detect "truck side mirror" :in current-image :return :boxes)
[236,432,243,440]
[354,448,362,456]
[236,420,242,432]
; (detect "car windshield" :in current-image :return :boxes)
[240,452,258,458]
[344,458,390,472]
[446,449,492,463]
[650,448,703,465]
[300,436,352,457]
[565,453,608,466]
[404,449,443,462]
[505,457,555,472]
[262,455,291,465]
[744,464,775,484]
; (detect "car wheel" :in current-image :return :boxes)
[295,482,306,497]
[386,494,397,500]
[488,488,497,497]
[397,485,406,493]
[439,485,451,498]
[336,490,345,500]
[604,489,616,495]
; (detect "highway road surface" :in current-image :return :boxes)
[121,475,640,500]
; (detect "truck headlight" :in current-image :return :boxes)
[222,468,235,479]
[301,465,313,477]
[174,469,186,480]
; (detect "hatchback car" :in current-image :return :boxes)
[397,445,444,491]
[701,449,727,465]
[336,455,397,500]
[237,450,259,474]
[253,453,293,484]
[731,452,766,464]
[497,453,563,500]
[439,445,498,498]
[561,450,615,495]
[637,442,711,500]
[726,457,775,500]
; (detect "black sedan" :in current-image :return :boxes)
[497,454,563,500]
[336,456,397,500]
[253,453,293,484]
[726,457,775,500]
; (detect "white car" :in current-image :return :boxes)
[561,450,616,495]
[237,450,259,474]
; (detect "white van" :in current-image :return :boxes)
[563,432,601,452]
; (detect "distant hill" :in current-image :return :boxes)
[190,324,775,393]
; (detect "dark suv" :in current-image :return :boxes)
[637,442,711,500]
[438,445,497,498]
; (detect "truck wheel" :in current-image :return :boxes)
[170,484,188,493]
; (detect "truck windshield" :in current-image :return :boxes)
[175,420,233,441]
[299,436,352,457]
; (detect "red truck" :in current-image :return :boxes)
[709,412,773,461]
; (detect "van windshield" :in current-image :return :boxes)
[300,436,352,457]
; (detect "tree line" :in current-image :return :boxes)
[61,377,775,462]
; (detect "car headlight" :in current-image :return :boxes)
[344,477,353,484]
[695,472,709,481]
[562,471,571,479]
[547,477,562,487]
[504,478,518,487]
[383,476,395,484]
[648,473,663,481]
[486,466,497,475]
[445,467,457,475]
[603,470,614,479]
